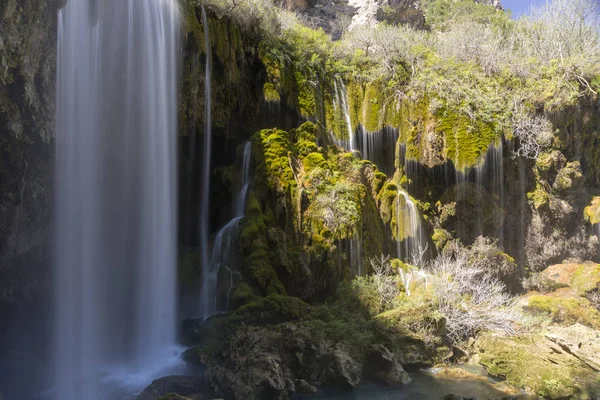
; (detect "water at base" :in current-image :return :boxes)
[396,190,424,263]
[54,1,181,399]
[199,5,214,318]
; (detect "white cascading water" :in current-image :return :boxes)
[199,5,213,318]
[204,142,252,315]
[396,190,424,262]
[332,76,355,151]
[356,125,399,176]
[55,1,180,399]
[349,230,363,276]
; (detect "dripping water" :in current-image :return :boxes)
[54,1,182,399]
[199,5,213,318]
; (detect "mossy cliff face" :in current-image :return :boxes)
[236,122,390,301]
[0,0,56,311]
[180,4,265,138]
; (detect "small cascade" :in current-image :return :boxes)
[349,230,363,277]
[332,76,355,151]
[203,142,252,316]
[199,5,213,317]
[396,190,424,263]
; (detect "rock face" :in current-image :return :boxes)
[0,0,56,307]
[187,323,368,400]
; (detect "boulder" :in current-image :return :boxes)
[476,327,600,399]
[366,344,411,385]
[553,161,584,193]
[540,263,600,296]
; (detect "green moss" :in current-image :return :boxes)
[527,185,550,210]
[263,82,281,103]
[230,281,259,308]
[569,264,600,296]
[477,333,592,399]
[302,152,328,171]
[235,295,311,324]
[362,81,383,132]
[553,161,583,192]
[432,228,451,251]
[525,294,600,329]
[584,196,600,225]
[256,128,297,197]
[435,108,499,171]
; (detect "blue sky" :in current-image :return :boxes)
[501,0,540,17]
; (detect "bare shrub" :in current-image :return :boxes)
[511,112,554,160]
[428,247,522,342]
[369,255,399,310]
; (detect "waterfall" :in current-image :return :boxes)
[54,1,180,399]
[349,230,363,276]
[199,6,213,318]
[332,76,355,151]
[455,140,504,244]
[356,125,399,176]
[203,142,252,316]
[396,190,424,263]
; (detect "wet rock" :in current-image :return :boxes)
[366,344,411,385]
[137,375,212,400]
[332,346,362,387]
[294,379,317,394]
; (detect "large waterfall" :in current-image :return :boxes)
[54,1,180,399]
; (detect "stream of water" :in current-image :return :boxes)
[54,1,182,398]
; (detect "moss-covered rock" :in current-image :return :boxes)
[477,330,599,399]
[540,263,600,297]
[584,196,600,225]
[553,161,584,193]
[523,290,600,329]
